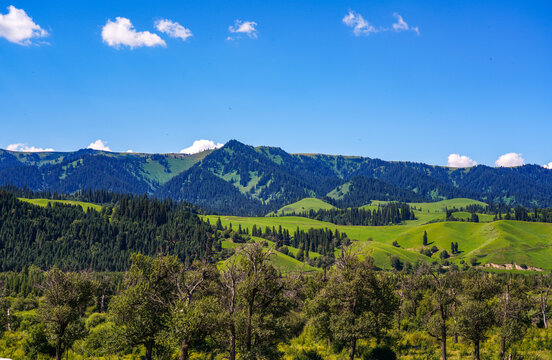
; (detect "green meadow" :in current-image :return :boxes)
[204,198,552,271]
[269,197,335,216]
[220,236,319,273]
[18,198,102,212]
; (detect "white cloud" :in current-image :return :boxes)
[180,140,223,154]
[87,139,112,151]
[392,13,419,35]
[495,153,525,167]
[155,19,192,41]
[125,149,134,153]
[343,10,419,36]
[6,143,54,152]
[228,20,258,39]
[102,17,166,49]
[0,5,48,45]
[543,162,552,170]
[342,10,378,36]
[447,154,477,168]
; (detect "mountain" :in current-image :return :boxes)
[1,140,552,215]
[0,149,210,194]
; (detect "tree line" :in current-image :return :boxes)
[0,190,213,271]
[1,248,551,360]
[281,202,416,226]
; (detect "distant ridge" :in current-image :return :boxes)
[1,140,552,215]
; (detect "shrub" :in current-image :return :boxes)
[362,346,397,360]
[278,246,289,255]
[390,256,403,271]
[85,312,107,330]
[293,349,324,360]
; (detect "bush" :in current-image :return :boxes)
[23,323,56,358]
[277,246,289,255]
[293,349,324,360]
[390,256,403,271]
[362,346,397,360]
[419,248,432,257]
[85,312,107,330]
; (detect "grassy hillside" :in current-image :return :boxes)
[139,151,212,186]
[269,197,335,216]
[204,208,552,271]
[18,198,102,212]
[363,198,490,225]
[219,237,319,273]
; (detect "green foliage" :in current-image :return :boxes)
[0,190,213,271]
[284,202,416,226]
[0,253,551,359]
[362,346,397,360]
[23,323,56,359]
[389,256,403,271]
[109,254,180,360]
[308,249,398,359]
[38,267,95,360]
[293,349,324,360]
[457,271,501,359]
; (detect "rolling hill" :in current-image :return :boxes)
[205,197,552,271]
[269,197,335,216]
[204,214,552,271]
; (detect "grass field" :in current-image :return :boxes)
[220,237,318,273]
[269,197,335,216]
[18,198,102,212]
[204,197,552,271]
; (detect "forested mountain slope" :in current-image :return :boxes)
[0,190,213,271]
[0,149,209,194]
[2,140,552,215]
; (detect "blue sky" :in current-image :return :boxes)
[0,0,551,167]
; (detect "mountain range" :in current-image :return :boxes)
[1,140,551,215]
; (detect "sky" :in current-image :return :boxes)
[0,0,551,168]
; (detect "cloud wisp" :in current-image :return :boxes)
[0,5,48,45]
[6,143,54,152]
[447,154,477,168]
[227,20,258,40]
[392,12,419,35]
[87,139,112,151]
[543,162,552,170]
[342,10,378,36]
[495,153,525,167]
[155,19,192,41]
[102,17,166,49]
[180,140,223,154]
[343,10,419,36]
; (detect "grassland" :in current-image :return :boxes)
[204,198,552,271]
[220,237,319,273]
[269,197,335,216]
[18,198,102,212]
